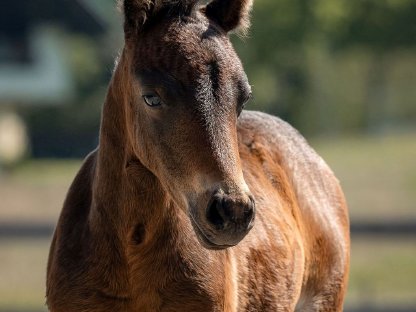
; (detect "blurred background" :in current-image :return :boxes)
[0,0,415,311]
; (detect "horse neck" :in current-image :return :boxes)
[89,51,172,240]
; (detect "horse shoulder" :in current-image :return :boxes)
[237,111,350,310]
[238,110,348,233]
[47,149,96,261]
[46,150,104,310]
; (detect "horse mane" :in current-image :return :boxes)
[119,0,253,37]
[119,0,200,29]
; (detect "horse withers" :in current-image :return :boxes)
[46,0,350,311]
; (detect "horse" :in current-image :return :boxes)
[46,0,350,311]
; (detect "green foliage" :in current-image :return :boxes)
[20,0,416,157]
[316,0,416,50]
[233,0,416,136]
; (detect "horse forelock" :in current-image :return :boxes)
[120,0,201,31]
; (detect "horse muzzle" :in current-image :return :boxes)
[190,190,255,249]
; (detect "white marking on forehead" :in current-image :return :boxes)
[192,65,243,186]
[196,70,215,111]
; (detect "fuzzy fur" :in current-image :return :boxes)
[121,0,253,36]
[46,1,350,311]
[121,0,199,36]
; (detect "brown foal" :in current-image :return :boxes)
[46,0,350,311]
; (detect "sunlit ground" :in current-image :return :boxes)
[313,132,416,222]
[0,132,415,310]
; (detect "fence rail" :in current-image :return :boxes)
[1,221,416,239]
[0,223,53,239]
[1,307,415,312]
[0,222,414,312]
[346,308,416,312]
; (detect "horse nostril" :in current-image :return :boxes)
[244,198,255,226]
[206,194,255,231]
[245,205,253,221]
[207,197,226,230]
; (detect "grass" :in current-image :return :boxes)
[0,159,81,223]
[312,132,416,222]
[0,236,414,310]
[0,239,49,311]
[347,237,416,307]
[0,132,415,309]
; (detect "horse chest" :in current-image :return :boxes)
[129,246,226,312]
[132,281,220,312]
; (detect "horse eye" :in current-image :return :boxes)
[143,95,162,107]
[237,92,252,117]
[237,103,246,117]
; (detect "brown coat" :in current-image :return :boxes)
[46,1,349,311]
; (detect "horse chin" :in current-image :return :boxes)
[195,227,236,250]
[189,214,238,250]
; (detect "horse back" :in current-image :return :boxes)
[237,111,350,310]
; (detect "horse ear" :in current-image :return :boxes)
[204,0,253,35]
[120,0,199,38]
[120,0,149,36]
